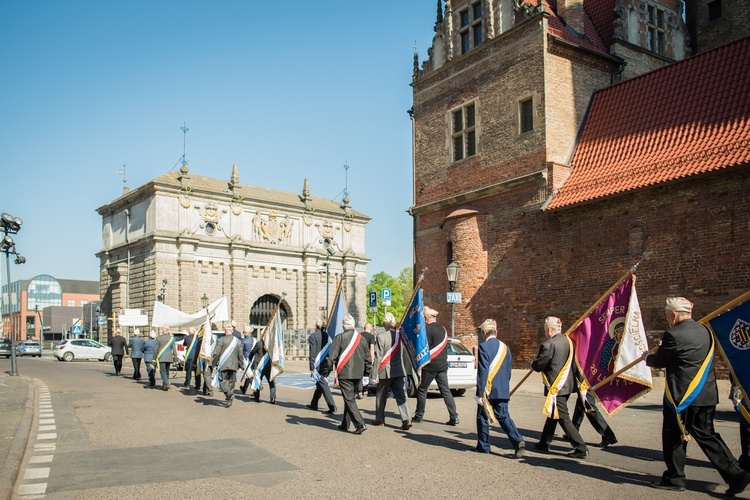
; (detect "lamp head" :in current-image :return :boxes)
[1,235,14,252]
[14,254,26,265]
[0,213,22,233]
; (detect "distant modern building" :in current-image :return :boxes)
[96,164,370,342]
[1,275,99,342]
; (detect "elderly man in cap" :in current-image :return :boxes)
[371,312,412,430]
[330,313,372,434]
[644,297,750,495]
[473,319,525,456]
[127,328,145,381]
[413,306,459,426]
[531,316,588,459]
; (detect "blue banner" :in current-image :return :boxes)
[400,288,430,370]
[706,297,750,404]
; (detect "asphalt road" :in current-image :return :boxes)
[3,353,749,499]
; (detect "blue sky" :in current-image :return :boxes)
[0,1,437,284]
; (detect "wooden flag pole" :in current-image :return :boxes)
[241,292,286,382]
[509,369,534,396]
[590,346,658,391]
[398,269,426,327]
[325,276,346,328]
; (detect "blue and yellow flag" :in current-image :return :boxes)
[703,290,750,411]
[400,288,430,371]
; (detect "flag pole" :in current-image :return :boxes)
[241,292,286,382]
[398,270,426,327]
[326,276,346,328]
[590,346,658,391]
[511,264,639,396]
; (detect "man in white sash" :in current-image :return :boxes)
[531,316,588,458]
[212,324,245,407]
[473,319,525,456]
[371,312,412,430]
[330,313,372,434]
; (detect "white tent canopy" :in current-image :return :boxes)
[151,297,229,328]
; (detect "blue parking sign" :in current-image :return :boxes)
[381,288,391,301]
[369,292,377,307]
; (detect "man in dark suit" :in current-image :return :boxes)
[247,328,277,403]
[570,369,618,448]
[371,312,411,429]
[212,325,245,407]
[413,306,459,425]
[110,327,128,376]
[531,316,588,459]
[153,326,177,391]
[644,297,750,495]
[127,329,145,381]
[307,318,336,413]
[473,319,525,457]
[330,313,372,434]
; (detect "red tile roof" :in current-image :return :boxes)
[546,37,750,211]
[583,0,616,46]
[524,0,609,55]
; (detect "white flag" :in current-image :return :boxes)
[614,281,653,388]
[266,310,285,381]
[199,312,215,361]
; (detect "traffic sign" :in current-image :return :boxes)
[447,292,462,304]
[98,316,105,324]
[71,324,83,334]
[381,288,391,301]
[383,300,391,307]
[369,306,377,313]
[369,292,377,308]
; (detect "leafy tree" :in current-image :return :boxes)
[366,267,415,327]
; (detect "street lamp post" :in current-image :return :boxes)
[201,294,209,309]
[1,212,25,376]
[446,261,460,338]
[158,278,167,303]
[322,237,336,319]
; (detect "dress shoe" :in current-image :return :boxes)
[370,420,384,426]
[412,417,423,423]
[356,393,363,400]
[270,398,276,404]
[253,391,260,402]
[325,407,337,414]
[240,385,247,395]
[226,398,233,408]
[182,382,188,387]
[163,385,170,391]
[533,442,549,452]
[566,449,589,459]
[649,481,685,492]
[593,437,618,448]
[306,404,318,410]
[400,420,412,431]
[515,441,526,459]
[354,425,367,435]
[726,473,750,497]
[470,447,490,453]
[337,424,348,431]
[445,418,460,426]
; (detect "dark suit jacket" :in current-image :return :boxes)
[476,336,513,400]
[154,334,177,362]
[531,333,575,396]
[110,335,128,356]
[373,329,409,379]
[211,334,244,371]
[646,318,718,407]
[308,328,331,375]
[330,329,372,380]
[249,338,268,370]
[423,321,449,373]
[128,337,145,359]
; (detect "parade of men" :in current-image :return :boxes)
[330,313,372,434]
[371,312,411,430]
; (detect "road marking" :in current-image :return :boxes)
[16,380,54,498]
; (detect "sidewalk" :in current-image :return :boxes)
[0,373,33,500]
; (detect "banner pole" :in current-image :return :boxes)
[241,292,286,382]
[510,369,534,396]
[325,276,346,328]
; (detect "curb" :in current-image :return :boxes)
[0,376,34,500]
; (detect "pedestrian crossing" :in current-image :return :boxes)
[15,380,54,498]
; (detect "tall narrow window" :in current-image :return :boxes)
[458,1,484,55]
[519,98,534,134]
[451,102,477,162]
[647,4,667,56]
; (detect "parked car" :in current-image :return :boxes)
[16,340,42,357]
[54,339,112,362]
[370,337,477,397]
[0,338,13,358]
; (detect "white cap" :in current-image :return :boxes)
[423,306,438,318]
[665,297,693,313]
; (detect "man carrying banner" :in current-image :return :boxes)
[531,316,588,459]
[153,325,177,391]
[307,318,336,413]
[570,370,618,448]
[330,313,372,434]
[248,330,276,404]
[212,324,245,407]
[473,319,525,457]
[182,326,198,389]
[644,297,750,495]
[413,306,459,426]
[371,312,412,430]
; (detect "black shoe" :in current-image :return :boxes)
[566,449,589,459]
[253,391,260,402]
[370,420,384,426]
[649,481,685,492]
[533,442,549,452]
[240,385,247,395]
[470,446,490,453]
[306,404,318,410]
[270,398,276,404]
[726,473,750,497]
[515,441,526,459]
[412,416,423,423]
[337,424,348,431]
[593,437,618,448]
[445,418,459,426]
[325,407,336,414]
[182,382,188,387]
[226,398,233,408]
[354,425,367,435]
[400,420,412,430]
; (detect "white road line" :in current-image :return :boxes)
[17,483,47,495]
[29,456,53,464]
[17,380,54,498]
[24,468,50,480]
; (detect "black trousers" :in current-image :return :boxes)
[572,390,616,441]
[661,405,745,487]
[218,369,237,400]
[338,378,364,430]
[740,422,750,473]
[112,355,124,375]
[310,376,336,410]
[131,357,142,380]
[539,394,588,453]
[414,369,458,421]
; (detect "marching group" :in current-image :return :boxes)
[107,295,750,496]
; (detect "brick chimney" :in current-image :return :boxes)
[558,0,585,34]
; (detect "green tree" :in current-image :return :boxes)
[366,267,415,327]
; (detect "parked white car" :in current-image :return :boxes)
[54,339,113,362]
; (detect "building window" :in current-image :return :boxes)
[519,98,534,134]
[67,299,76,307]
[459,1,484,55]
[647,4,667,56]
[708,0,722,21]
[451,102,477,162]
